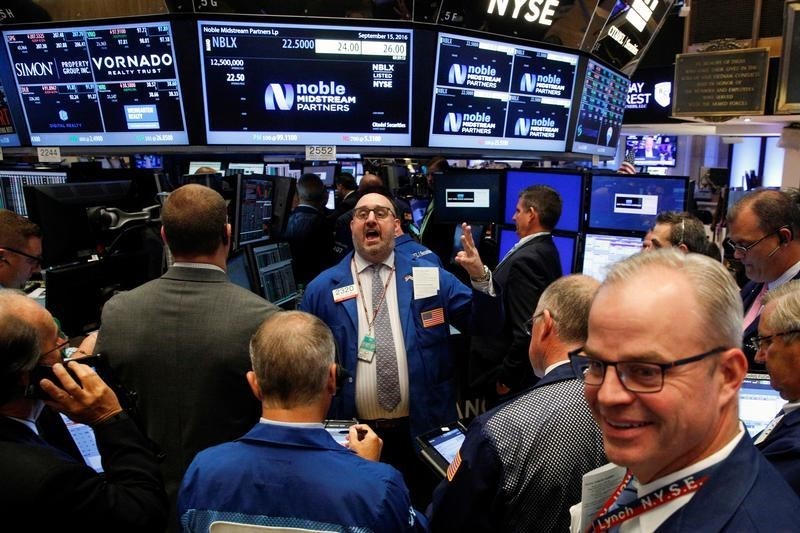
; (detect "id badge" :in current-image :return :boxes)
[357,335,376,363]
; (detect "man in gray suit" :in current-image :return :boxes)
[95,184,279,531]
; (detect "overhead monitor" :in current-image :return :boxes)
[432,169,504,224]
[132,154,163,169]
[233,175,272,249]
[625,135,677,167]
[570,59,630,156]
[504,169,583,232]
[580,232,642,281]
[587,174,688,233]
[0,169,67,215]
[228,162,265,175]
[302,164,339,187]
[428,32,578,152]
[2,21,189,146]
[197,20,413,146]
[498,228,577,275]
[0,81,21,146]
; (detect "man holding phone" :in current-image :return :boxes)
[0,289,167,530]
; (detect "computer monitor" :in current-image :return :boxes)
[302,164,339,188]
[580,233,642,281]
[504,169,584,233]
[188,161,222,175]
[251,241,298,305]
[226,249,255,293]
[0,169,67,215]
[133,154,164,170]
[739,373,786,437]
[625,135,677,167]
[498,228,577,275]
[340,161,363,178]
[233,175,272,249]
[587,174,689,233]
[325,189,336,211]
[66,168,161,209]
[271,175,297,237]
[228,162,265,175]
[433,170,504,224]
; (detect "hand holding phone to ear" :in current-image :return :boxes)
[39,361,123,426]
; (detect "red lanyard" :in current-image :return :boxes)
[587,470,709,532]
[353,259,394,331]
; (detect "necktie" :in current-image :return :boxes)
[497,240,520,267]
[743,284,768,331]
[419,200,434,240]
[371,264,401,411]
[607,477,639,533]
[754,409,785,446]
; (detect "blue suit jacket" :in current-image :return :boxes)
[300,251,499,438]
[658,433,800,531]
[755,407,800,497]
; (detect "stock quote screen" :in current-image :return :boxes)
[198,20,412,146]
[428,32,578,152]
[571,59,630,156]
[2,21,189,146]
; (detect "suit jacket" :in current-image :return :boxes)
[741,270,800,370]
[179,423,425,532]
[395,233,444,268]
[429,363,605,533]
[657,434,800,531]
[755,407,800,496]
[95,266,278,528]
[284,204,336,285]
[470,234,562,392]
[300,252,499,438]
[0,414,167,531]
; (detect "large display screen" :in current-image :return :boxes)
[624,134,676,167]
[198,20,412,146]
[428,32,578,152]
[0,81,21,146]
[433,169,504,223]
[504,169,583,232]
[3,21,189,146]
[587,174,688,233]
[571,59,630,156]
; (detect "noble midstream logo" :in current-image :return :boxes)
[514,117,559,138]
[447,64,502,89]
[264,81,356,112]
[443,112,495,134]
[519,73,566,96]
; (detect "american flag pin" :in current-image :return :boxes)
[404,275,413,282]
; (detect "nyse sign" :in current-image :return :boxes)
[485,0,561,26]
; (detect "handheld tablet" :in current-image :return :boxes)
[416,421,467,478]
[323,419,358,446]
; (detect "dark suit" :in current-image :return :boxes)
[95,266,278,530]
[755,407,800,496]
[469,234,562,396]
[284,204,336,286]
[0,414,167,531]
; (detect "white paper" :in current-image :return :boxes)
[572,462,627,532]
[412,267,439,299]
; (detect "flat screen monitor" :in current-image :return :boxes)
[302,164,338,187]
[228,162,264,175]
[570,59,630,156]
[498,228,576,275]
[433,170,503,224]
[251,241,298,305]
[132,154,163,169]
[580,233,642,281]
[587,174,688,233]
[340,161,363,178]
[625,135,677,167]
[429,32,578,151]
[188,161,222,175]
[226,249,254,293]
[270,175,297,237]
[233,175,272,248]
[504,169,583,232]
[197,20,413,146]
[0,81,22,146]
[0,169,67,215]
[2,21,189,146]
[325,189,335,210]
[739,372,786,437]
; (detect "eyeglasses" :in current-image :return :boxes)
[524,311,549,336]
[568,346,728,393]
[726,226,787,256]
[0,246,43,267]
[747,329,800,352]
[39,338,70,361]
[353,206,395,220]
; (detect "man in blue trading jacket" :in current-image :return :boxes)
[429,274,605,533]
[469,185,562,405]
[301,190,497,507]
[568,249,800,532]
[179,311,425,532]
[751,280,800,495]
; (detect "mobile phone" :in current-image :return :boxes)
[24,355,103,399]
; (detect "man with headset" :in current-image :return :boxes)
[641,211,710,255]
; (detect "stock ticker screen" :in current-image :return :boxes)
[571,59,630,156]
[428,32,577,152]
[197,20,412,146]
[2,21,189,146]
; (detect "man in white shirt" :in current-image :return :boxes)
[569,248,800,532]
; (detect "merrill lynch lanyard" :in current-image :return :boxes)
[587,470,709,532]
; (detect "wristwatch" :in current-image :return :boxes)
[470,264,491,282]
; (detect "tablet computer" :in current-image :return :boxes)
[323,419,358,446]
[416,421,468,478]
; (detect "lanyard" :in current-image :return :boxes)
[587,470,709,532]
[353,258,394,332]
